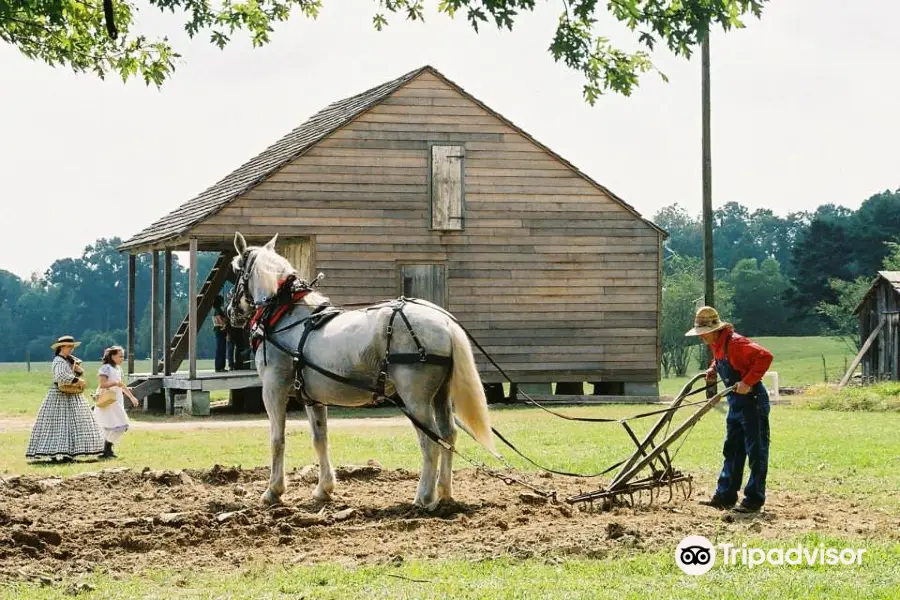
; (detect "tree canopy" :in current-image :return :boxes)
[2,0,767,99]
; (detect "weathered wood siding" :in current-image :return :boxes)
[859,279,900,381]
[192,71,662,383]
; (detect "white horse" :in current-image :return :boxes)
[227,232,495,511]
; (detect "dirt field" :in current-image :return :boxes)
[2,464,896,585]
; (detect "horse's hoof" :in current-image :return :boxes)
[312,486,333,502]
[424,498,443,513]
[261,490,282,506]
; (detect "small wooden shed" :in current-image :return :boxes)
[119,65,666,406]
[853,271,900,382]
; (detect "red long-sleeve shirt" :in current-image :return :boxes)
[707,327,774,387]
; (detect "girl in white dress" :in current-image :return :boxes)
[94,346,138,459]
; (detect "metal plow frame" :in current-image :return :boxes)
[566,374,735,510]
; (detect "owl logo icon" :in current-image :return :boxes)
[676,535,716,575]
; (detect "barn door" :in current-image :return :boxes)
[277,237,315,281]
[399,264,447,307]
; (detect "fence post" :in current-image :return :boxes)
[26,350,31,373]
[822,355,827,382]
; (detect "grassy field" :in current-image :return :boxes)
[2,336,898,599]
[1,403,898,598]
[0,337,856,417]
[5,542,899,600]
[659,336,854,395]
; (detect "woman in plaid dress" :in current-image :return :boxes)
[25,336,106,462]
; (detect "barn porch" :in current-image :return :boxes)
[119,233,314,415]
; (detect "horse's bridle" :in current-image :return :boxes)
[228,248,261,323]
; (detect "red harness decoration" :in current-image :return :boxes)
[249,277,310,350]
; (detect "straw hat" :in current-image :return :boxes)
[684,306,731,337]
[50,335,81,350]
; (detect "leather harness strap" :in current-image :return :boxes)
[251,290,452,408]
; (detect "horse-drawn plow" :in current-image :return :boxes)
[564,374,736,510]
[460,372,736,512]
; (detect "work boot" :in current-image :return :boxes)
[733,501,763,514]
[698,495,735,510]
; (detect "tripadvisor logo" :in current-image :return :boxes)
[675,536,867,575]
[676,536,716,576]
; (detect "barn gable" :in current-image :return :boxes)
[120,66,662,251]
[121,65,665,388]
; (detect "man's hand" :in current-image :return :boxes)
[736,382,752,395]
[705,368,717,382]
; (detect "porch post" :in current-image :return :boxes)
[150,251,160,375]
[127,254,136,376]
[188,238,199,380]
[163,249,173,376]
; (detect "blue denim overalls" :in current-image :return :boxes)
[715,335,771,507]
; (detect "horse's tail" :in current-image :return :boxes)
[448,322,496,454]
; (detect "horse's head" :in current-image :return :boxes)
[227,231,293,327]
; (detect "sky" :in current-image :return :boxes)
[1,0,898,278]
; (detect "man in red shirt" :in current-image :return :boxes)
[686,306,773,513]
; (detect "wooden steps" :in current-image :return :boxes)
[168,252,233,373]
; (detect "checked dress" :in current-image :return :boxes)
[25,356,106,460]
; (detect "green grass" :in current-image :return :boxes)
[3,404,898,511]
[799,383,900,412]
[4,538,899,599]
[1,336,856,417]
[2,354,899,599]
[0,360,222,416]
[659,336,855,396]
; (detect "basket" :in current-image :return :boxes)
[93,387,118,408]
[58,378,87,395]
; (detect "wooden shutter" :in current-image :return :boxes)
[431,145,464,230]
[399,264,447,307]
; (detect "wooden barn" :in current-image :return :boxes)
[119,65,665,411]
[851,271,900,383]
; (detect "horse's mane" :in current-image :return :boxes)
[253,247,330,306]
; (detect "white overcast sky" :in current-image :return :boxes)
[1,0,898,278]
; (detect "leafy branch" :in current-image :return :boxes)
[1,0,768,95]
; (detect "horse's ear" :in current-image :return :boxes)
[264,233,279,251]
[234,232,248,256]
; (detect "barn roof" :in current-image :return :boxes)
[120,65,664,252]
[854,271,900,315]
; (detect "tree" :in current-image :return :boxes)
[653,203,702,270]
[728,257,789,336]
[2,0,768,99]
[787,216,857,318]
[815,277,870,350]
[882,240,900,271]
[852,189,900,275]
[660,256,732,378]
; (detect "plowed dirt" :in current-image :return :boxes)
[1,465,895,582]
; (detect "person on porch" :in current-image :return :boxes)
[686,306,773,514]
[212,295,229,372]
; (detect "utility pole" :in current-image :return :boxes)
[701,31,716,374]
[701,32,714,311]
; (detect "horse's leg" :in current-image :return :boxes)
[262,379,289,506]
[305,404,336,501]
[393,366,442,511]
[433,378,457,502]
